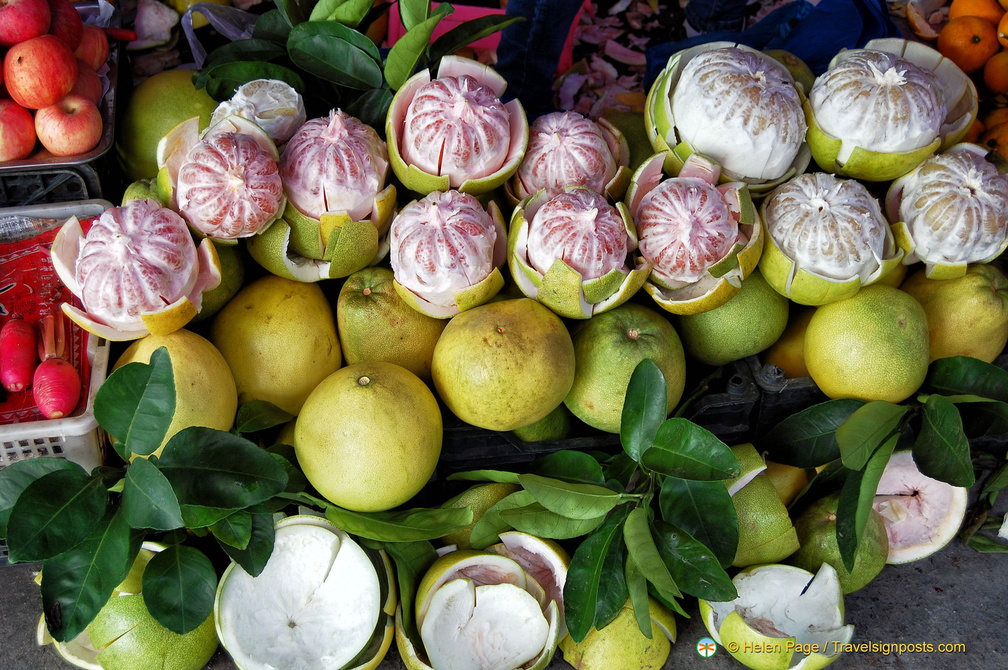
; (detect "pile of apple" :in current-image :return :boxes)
[0,0,110,161]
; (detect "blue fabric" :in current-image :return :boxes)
[645,0,900,89]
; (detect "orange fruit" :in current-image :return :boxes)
[982,105,1008,127]
[949,0,1005,25]
[938,16,1001,73]
[980,120,1008,160]
[985,49,1008,93]
[963,115,986,142]
[1000,11,1008,46]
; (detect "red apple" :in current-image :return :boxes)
[3,34,77,109]
[46,0,82,50]
[0,98,36,161]
[70,58,102,104]
[73,23,108,72]
[34,93,101,156]
[0,0,51,47]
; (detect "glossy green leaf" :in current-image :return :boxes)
[122,457,183,531]
[235,401,294,434]
[179,504,238,529]
[968,534,1008,552]
[288,21,383,89]
[384,7,451,90]
[382,540,436,643]
[6,469,107,563]
[623,507,681,600]
[658,477,738,568]
[603,452,639,488]
[211,510,253,550]
[94,348,175,458]
[913,395,976,487]
[203,61,307,101]
[342,84,393,129]
[761,398,866,468]
[836,434,898,571]
[252,8,293,42]
[266,444,307,495]
[275,0,307,26]
[519,473,623,520]
[651,519,736,602]
[594,521,630,630]
[531,450,606,484]
[623,553,653,639]
[499,502,606,539]
[398,0,431,32]
[324,503,472,542]
[564,507,630,642]
[142,545,217,634]
[156,427,288,509]
[837,401,906,471]
[446,469,521,484]
[925,356,1008,402]
[469,490,535,549]
[0,458,84,538]
[199,39,288,74]
[428,14,525,64]
[310,0,374,25]
[640,418,739,480]
[40,508,143,642]
[620,359,667,462]
[220,513,275,578]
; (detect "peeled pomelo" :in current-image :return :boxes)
[872,450,968,564]
[210,78,306,144]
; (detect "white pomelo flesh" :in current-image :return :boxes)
[873,451,968,564]
[216,521,381,670]
[420,580,550,670]
[416,553,535,630]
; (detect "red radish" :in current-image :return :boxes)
[1,314,39,392]
[32,312,81,419]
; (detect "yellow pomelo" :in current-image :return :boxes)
[787,492,889,594]
[190,239,246,324]
[114,329,238,458]
[732,471,800,568]
[676,269,790,367]
[804,285,930,403]
[512,403,575,442]
[295,362,442,512]
[763,460,814,506]
[431,298,576,431]
[440,482,522,549]
[564,302,687,434]
[210,274,342,415]
[115,68,218,181]
[337,266,447,382]
[762,306,815,379]
[899,263,1008,363]
[558,597,676,670]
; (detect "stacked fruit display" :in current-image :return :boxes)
[0,0,111,160]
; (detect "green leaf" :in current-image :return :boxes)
[309,0,371,24]
[384,8,450,90]
[267,443,307,495]
[620,359,667,462]
[142,545,217,634]
[199,38,288,73]
[211,510,253,550]
[518,473,623,520]
[220,513,276,578]
[761,398,865,468]
[968,534,1008,552]
[428,14,524,64]
[925,356,1008,402]
[623,554,653,639]
[446,469,521,484]
[603,452,639,488]
[253,8,294,42]
[179,504,238,529]
[398,0,431,31]
[341,85,394,129]
[275,0,307,26]
[235,401,294,435]
[531,450,606,484]
[324,504,473,542]
[499,503,606,539]
[640,418,739,480]
[837,401,907,471]
[836,435,898,572]
[288,21,384,89]
[202,61,307,101]
[94,348,175,458]
[382,540,436,643]
[658,477,738,569]
[468,490,534,549]
[623,507,681,601]
[122,457,183,531]
[651,519,737,602]
[914,395,976,487]
[7,469,107,562]
[156,427,288,509]
[564,507,630,642]
[0,458,84,538]
[594,520,630,630]
[40,508,143,642]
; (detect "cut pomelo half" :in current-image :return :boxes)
[872,450,969,564]
[210,78,306,144]
[700,563,854,670]
[215,515,396,670]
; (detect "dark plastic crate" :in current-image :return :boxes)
[0,166,103,207]
[678,357,761,445]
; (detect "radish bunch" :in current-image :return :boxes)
[0,310,81,419]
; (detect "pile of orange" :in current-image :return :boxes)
[936,0,1008,88]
